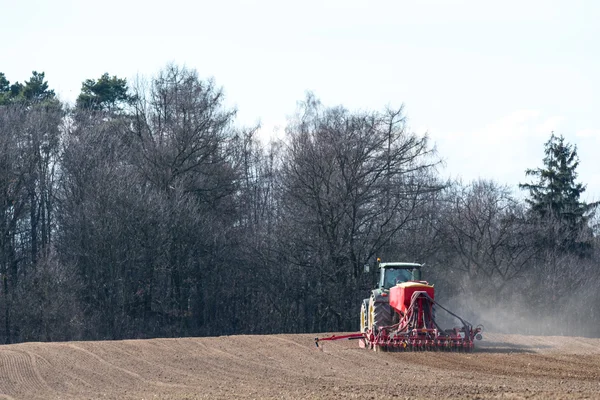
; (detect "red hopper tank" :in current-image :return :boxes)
[389,281,435,314]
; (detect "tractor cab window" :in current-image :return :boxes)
[412,268,421,281]
[381,268,419,289]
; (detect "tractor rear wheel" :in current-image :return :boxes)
[368,295,392,332]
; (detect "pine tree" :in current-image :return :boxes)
[0,73,10,104]
[0,72,56,105]
[22,71,55,102]
[519,133,598,254]
[76,73,131,112]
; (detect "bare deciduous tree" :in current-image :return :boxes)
[436,180,538,302]
[276,94,442,331]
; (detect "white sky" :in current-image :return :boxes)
[2,0,599,200]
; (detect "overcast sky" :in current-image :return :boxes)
[3,0,599,200]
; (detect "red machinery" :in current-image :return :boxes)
[315,281,483,351]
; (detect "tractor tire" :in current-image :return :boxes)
[359,298,369,333]
[368,295,393,332]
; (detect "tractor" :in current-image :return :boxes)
[316,260,483,351]
[360,262,423,335]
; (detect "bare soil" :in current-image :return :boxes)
[0,332,599,399]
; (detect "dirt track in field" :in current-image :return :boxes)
[0,333,599,399]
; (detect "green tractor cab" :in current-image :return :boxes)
[377,262,422,290]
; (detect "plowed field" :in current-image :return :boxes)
[0,332,599,399]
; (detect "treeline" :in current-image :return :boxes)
[0,66,598,343]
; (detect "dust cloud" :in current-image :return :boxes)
[435,286,599,338]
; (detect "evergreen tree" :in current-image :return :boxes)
[519,133,598,254]
[0,73,8,91]
[0,72,20,105]
[0,73,9,104]
[76,73,131,112]
[0,72,55,105]
[22,71,55,102]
